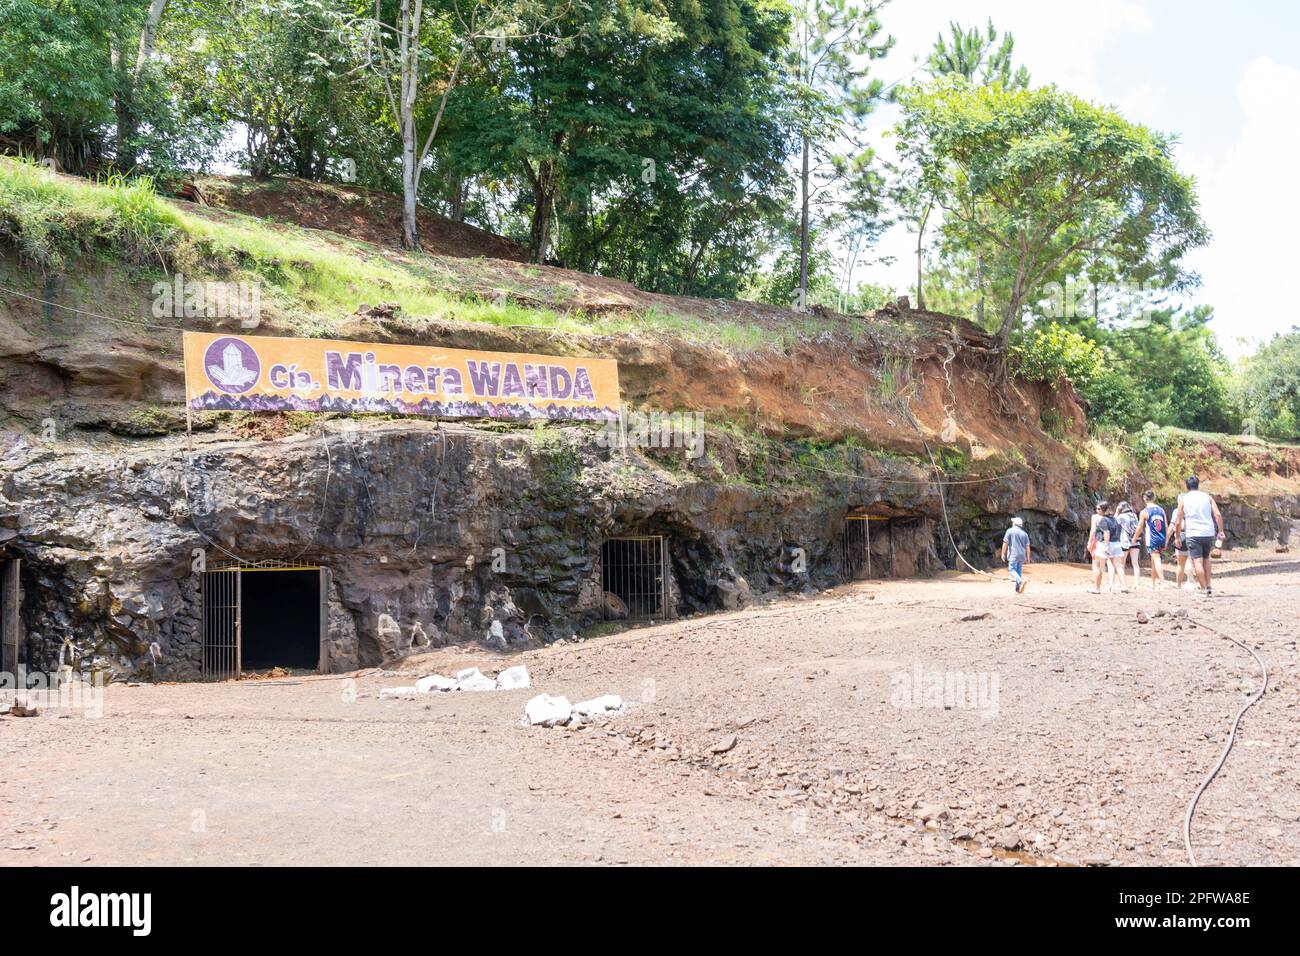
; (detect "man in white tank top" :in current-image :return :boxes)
[1173,475,1223,596]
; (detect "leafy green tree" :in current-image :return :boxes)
[923,18,1027,322]
[0,0,115,169]
[896,77,1209,351]
[1016,306,1235,433]
[748,221,838,308]
[357,0,566,250]
[163,0,379,180]
[452,0,797,286]
[1102,305,1234,432]
[0,0,203,174]
[1236,329,1300,440]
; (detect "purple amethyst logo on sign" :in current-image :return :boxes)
[203,337,260,394]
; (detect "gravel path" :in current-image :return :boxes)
[3,553,1295,866]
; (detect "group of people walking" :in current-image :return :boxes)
[1000,476,1225,596]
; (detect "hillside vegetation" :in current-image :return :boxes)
[1,157,1296,506]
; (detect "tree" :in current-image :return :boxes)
[896,77,1208,351]
[922,18,1028,321]
[165,0,376,180]
[450,0,797,280]
[928,18,1029,89]
[1236,329,1300,440]
[0,0,192,174]
[112,0,169,170]
[360,0,566,250]
[786,0,891,309]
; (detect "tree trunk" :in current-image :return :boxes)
[915,202,931,310]
[115,94,136,171]
[997,289,1023,352]
[115,0,169,171]
[396,0,422,250]
[797,131,811,310]
[401,133,420,250]
[976,250,985,326]
[449,173,468,222]
[529,166,556,264]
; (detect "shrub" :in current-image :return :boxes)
[1013,324,1105,390]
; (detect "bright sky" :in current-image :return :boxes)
[857,0,1300,357]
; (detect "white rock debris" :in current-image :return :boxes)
[572,694,622,717]
[525,692,624,727]
[524,693,572,727]
[385,664,533,697]
[453,667,498,692]
[415,673,457,693]
[495,665,532,690]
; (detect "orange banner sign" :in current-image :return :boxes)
[183,331,621,421]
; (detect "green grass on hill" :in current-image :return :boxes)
[0,157,876,354]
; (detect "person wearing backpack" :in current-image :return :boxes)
[1089,502,1126,593]
[1115,501,1140,589]
[1132,490,1168,590]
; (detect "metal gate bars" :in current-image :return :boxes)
[601,536,669,621]
[200,561,328,680]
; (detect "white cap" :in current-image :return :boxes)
[1011,516,1024,527]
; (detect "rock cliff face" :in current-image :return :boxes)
[1,399,1085,682]
[3,280,1297,682]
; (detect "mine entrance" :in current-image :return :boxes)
[602,535,669,621]
[841,514,930,580]
[201,561,328,680]
[1,558,19,675]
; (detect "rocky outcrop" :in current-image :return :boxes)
[1,402,1094,683]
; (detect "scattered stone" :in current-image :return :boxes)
[454,667,498,692]
[525,694,572,727]
[495,665,532,690]
[918,804,949,823]
[960,612,991,622]
[415,673,457,693]
[379,687,419,699]
[1135,610,1149,624]
[572,694,622,717]
[710,734,739,754]
[994,830,1022,850]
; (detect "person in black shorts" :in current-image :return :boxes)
[1174,476,1225,596]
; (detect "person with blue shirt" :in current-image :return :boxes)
[1001,516,1031,594]
[1132,490,1168,590]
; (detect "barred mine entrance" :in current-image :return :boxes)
[201,560,329,680]
[0,558,20,675]
[840,514,931,581]
[601,535,669,621]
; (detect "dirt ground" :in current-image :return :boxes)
[2,552,1296,867]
